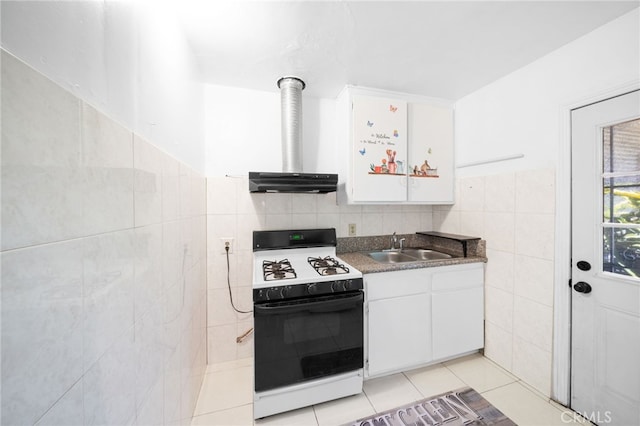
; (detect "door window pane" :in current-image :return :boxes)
[603,227,640,277]
[603,175,640,224]
[603,118,640,173]
[603,118,640,277]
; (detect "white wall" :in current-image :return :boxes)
[205,84,339,177]
[441,7,640,398]
[1,2,209,422]
[0,0,205,173]
[454,8,640,177]
[1,50,207,425]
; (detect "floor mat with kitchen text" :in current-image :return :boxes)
[343,386,516,426]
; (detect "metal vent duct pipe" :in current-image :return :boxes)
[277,76,305,173]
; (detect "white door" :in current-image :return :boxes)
[571,90,640,426]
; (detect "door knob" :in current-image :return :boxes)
[573,281,592,294]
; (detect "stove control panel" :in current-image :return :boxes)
[253,278,364,302]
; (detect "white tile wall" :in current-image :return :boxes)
[34,380,84,426]
[1,50,83,250]
[513,296,554,352]
[83,230,136,368]
[515,213,555,259]
[485,286,515,332]
[81,103,135,235]
[485,172,516,213]
[433,206,461,233]
[134,224,164,321]
[1,241,84,424]
[434,168,556,397]
[460,211,485,239]
[484,212,516,252]
[484,322,514,371]
[514,255,554,306]
[485,248,515,293]
[205,175,435,364]
[134,135,164,227]
[513,336,553,394]
[162,151,181,222]
[516,169,556,214]
[1,50,207,425]
[83,329,137,425]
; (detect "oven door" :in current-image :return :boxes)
[254,291,364,392]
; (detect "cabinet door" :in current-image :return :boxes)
[367,294,431,377]
[352,96,408,202]
[407,102,454,203]
[431,287,484,360]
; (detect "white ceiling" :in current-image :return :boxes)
[175,1,639,100]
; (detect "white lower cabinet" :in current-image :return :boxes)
[367,293,431,377]
[365,263,484,378]
[431,265,484,360]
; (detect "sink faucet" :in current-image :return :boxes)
[389,232,406,250]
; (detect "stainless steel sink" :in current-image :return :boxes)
[367,251,418,263]
[366,248,453,263]
[400,248,453,261]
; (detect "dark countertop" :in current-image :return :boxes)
[336,232,487,274]
[338,251,486,274]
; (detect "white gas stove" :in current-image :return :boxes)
[251,228,364,419]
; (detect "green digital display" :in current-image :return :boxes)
[290,233,304,241]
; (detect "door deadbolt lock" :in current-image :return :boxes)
[577,261,591,271]
[573,281,592,294]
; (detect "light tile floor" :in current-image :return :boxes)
[191,353,591,426]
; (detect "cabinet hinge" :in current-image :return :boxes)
[365,359,369,370]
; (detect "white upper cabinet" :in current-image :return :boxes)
[338,86,455,204]
[351,96,408,202]
[407,102,455,203]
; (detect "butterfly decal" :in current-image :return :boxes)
[367,120,374,127]
[389,105,398,113]
[359,147,366,155]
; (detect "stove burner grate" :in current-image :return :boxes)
[263,259,297,281]
[307,256,350,276]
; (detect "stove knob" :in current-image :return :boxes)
[267,287,279,300]
[307,283,318,295]
[345,279,353,290]
[281,286,291,298]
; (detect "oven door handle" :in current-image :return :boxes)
[254,292,363,315]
